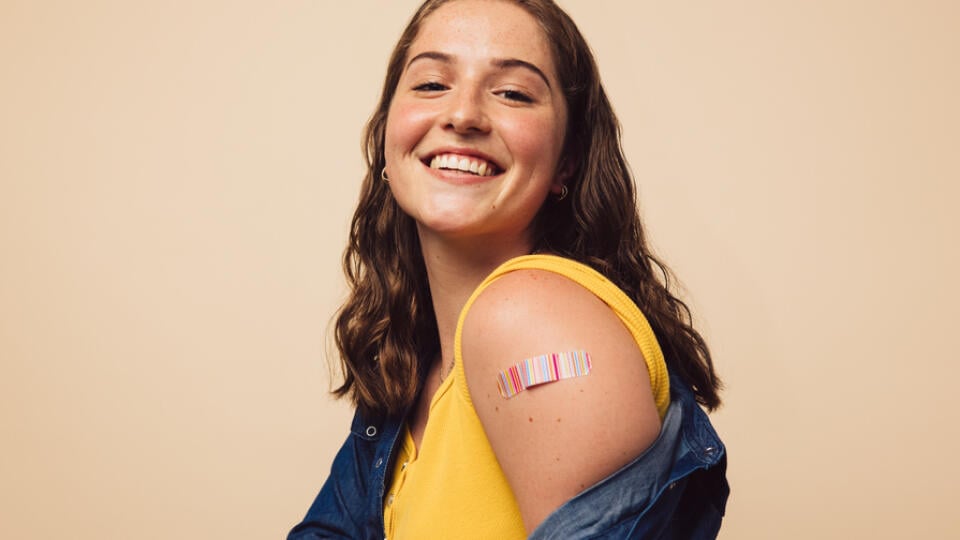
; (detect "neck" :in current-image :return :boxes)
[418,229,533,369]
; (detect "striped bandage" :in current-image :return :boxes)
[496,350,593,399]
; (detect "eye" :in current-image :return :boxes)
[413,81,447,92]
[498,89,534,103]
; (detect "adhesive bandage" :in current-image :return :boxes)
[496,350,593,399]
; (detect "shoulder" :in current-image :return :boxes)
[459,264,663,532]
[461,263,647,383]
[463,267,608,345]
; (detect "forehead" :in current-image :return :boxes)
[408,0,556,76]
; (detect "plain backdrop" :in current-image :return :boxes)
[2,1,958,538]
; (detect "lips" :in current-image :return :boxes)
[425,152,502,177]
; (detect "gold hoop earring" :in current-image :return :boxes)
[381,168,389,183]
[556,184,568,201]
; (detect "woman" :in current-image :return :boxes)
[290,0,728,538]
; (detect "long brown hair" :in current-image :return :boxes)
[333,0,721,420]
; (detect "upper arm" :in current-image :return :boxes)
[461,269,662,533]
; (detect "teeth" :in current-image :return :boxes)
[427,153,498,176]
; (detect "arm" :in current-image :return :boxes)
[461,269,663,533]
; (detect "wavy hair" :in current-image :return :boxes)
[333,0,721,419]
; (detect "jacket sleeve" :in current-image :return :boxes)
[287,411,389,540]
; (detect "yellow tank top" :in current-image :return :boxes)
[383,254,671,539]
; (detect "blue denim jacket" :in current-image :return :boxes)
[289,374,728,539]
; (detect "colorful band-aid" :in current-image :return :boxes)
[496,350,593,399]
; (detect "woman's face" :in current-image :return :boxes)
[384,0,567,253]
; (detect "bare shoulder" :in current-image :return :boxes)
[460,268,662,533]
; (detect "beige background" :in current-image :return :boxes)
[1,0,957,538]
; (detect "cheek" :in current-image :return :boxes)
[384,100,435,160]
[500,113,565,166]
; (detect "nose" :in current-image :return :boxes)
[443,87,490,135]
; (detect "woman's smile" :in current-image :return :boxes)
[420,147,505,186]
[426,152,501,178]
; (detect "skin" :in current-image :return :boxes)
[383,0,661,533]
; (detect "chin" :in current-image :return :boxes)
[416,214,477,237]
[409,199,482,233]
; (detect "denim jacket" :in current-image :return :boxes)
[288,374,729,539]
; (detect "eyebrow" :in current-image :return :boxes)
[406,51,553,90]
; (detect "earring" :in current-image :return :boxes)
[381,168,389,183]
[555,185,568,201]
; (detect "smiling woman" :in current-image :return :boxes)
[288,0,728,538]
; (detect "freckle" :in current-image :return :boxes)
[495,406,499,412]
[579,389,584,393]
[528,417,534,423]
[579,483,585,490]
[556,417,561,423]
[555,457,560,462]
